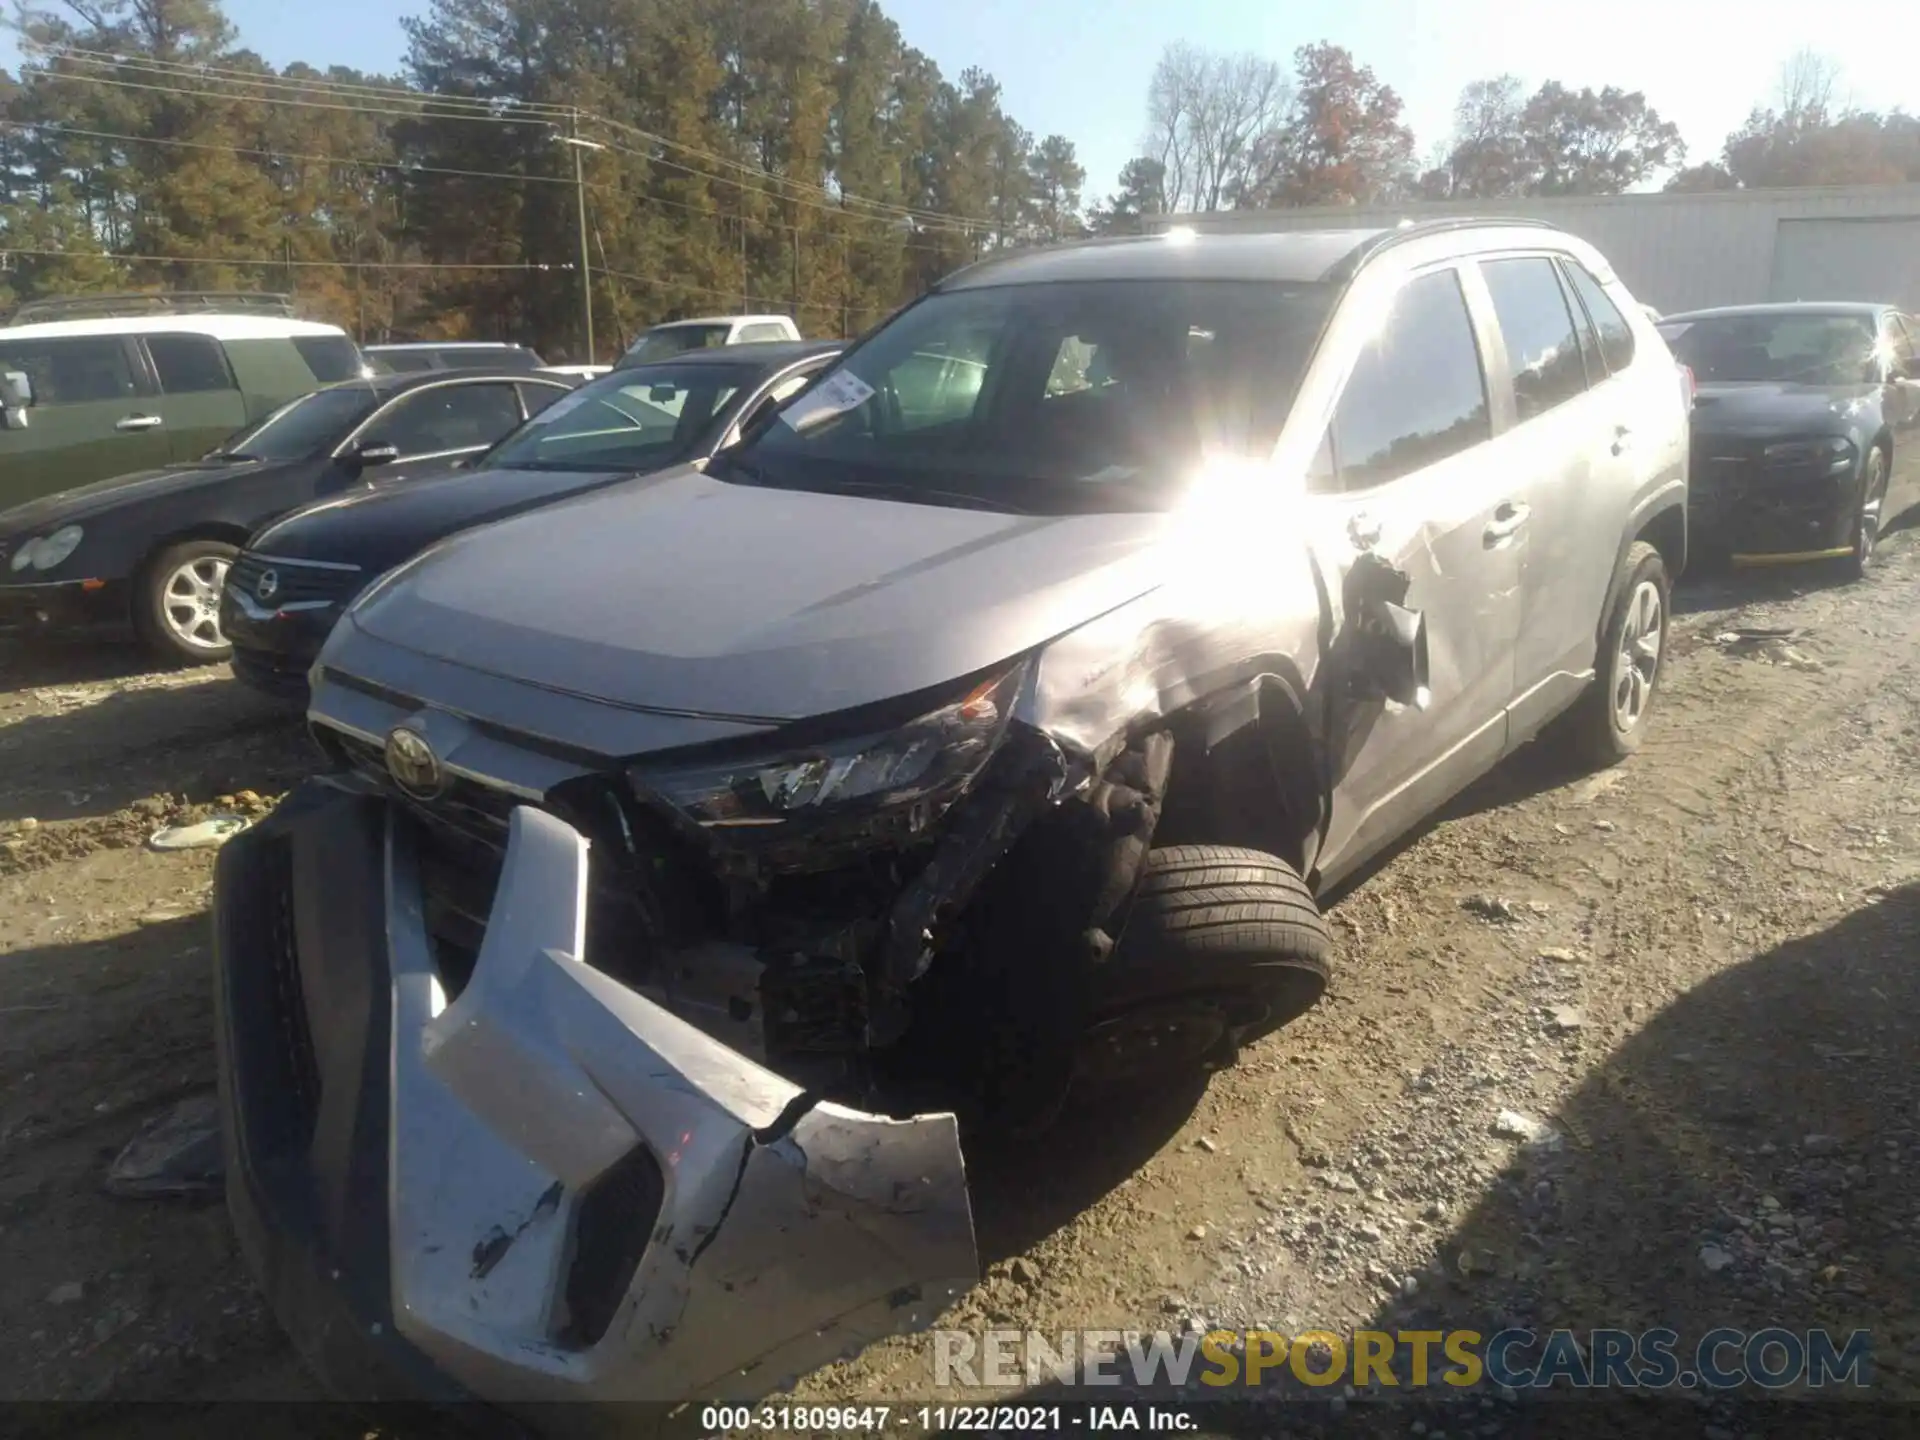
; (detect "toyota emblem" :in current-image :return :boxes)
[255,568,280,603]
[384,725,444,799]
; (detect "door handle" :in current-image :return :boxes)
[1612,424,1633,456]
[115,414,164,432]
[1483,501,1531,546]
[1347,511,1382,549]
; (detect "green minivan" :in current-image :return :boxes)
[0,294,366,511]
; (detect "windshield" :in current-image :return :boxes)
[623,325,732,365]
[724,279,1332,514]
[482,366,747,472]
[1659,312,1882,386]
[212,384,382,461]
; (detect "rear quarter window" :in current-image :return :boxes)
[292,334,367,384]
[1563,262,1637,375]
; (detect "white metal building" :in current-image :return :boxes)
[1147,184,1920,314]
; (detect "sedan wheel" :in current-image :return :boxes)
[137,539,239,664]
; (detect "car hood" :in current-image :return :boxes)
[0,457,286,533]
[1690,380,1881,436]
[251,464,641,574]
[348,467,1173,722]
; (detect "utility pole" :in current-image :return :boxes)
[554,115,604,363]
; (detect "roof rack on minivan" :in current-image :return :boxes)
[5,291,299,326]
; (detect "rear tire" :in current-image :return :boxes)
[1074,845,1331,1094]
[135,539,237,665]
[1562,540,1669,769]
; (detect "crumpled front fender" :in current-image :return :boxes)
[390,805,978,1402]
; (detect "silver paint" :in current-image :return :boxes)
[386,806,976,1403]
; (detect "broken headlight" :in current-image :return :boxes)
[638,661,1029,828]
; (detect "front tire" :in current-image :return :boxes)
[1074,845,1331,1093]
[136,539,237,665]
[1840,445,1890,583]
[1563,540,1669,769]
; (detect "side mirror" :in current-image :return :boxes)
[352,441,401,470]
[1,370,31,430]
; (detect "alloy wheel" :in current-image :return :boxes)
[161,555,231,652]
[1612,579,1663,734]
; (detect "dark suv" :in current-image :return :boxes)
[213,220,1688,1411]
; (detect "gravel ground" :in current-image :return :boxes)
[5,533,1920,1433]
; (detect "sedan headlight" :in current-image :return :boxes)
[7,524,84,573]
[638,661,1029,827]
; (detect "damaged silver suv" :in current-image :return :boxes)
[213,220,1687,1409]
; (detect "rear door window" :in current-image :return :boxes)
[1330,269,1491,491]
[1563,262,1637,375]
[517,381,571,416]
[1480,257,1589,422]
[0,336,140,405]
[292,334,366,383]
[146,333,237,394]
[362,382,526,457]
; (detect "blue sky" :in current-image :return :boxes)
[3,0,1908,201]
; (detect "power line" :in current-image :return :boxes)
[0,119,595,188]
[0,117,963,254]
[0,245,581,272]
[31,43,994,233]
[24,68,553,128]
[40,45,574,119]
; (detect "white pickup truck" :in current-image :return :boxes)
[619,314,802,365]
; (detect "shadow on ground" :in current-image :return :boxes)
[0,678,309,825]
[966,1075,1210,1263]
[0,637,183,690]
[1332,881,1920,1434]
[1001,890,1920,1438]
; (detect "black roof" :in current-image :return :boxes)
[318,368,578,398]
[365,341,536,352]
[611,339,842,373]
[934,220,1571,292]
[1662,301,1895,323]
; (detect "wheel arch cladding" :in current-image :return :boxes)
[1636,503,1687,585]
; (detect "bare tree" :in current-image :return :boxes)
[1776,47,1841,125]
[1143,42,1204,215]
[1141,42,1289,213]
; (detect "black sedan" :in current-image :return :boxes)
[223,340,843,699]
[0,368,578,662]
[1659,303,1920,577]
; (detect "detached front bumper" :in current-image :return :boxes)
[214,780,977,1410]
[0,577,128,636]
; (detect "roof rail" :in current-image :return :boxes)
[5,291,298,326]
[1326,215,1565,283]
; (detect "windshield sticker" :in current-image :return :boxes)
[778,369,876,433]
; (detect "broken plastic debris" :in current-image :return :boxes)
[105,1093,223,1199]
[148,815,250,852]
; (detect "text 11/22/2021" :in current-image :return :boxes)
[700,1405,1197,1433]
